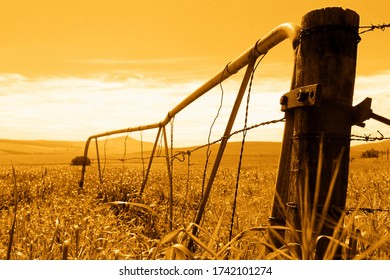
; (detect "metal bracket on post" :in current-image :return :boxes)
[351,97,372,127]
[352,97,390,127]
[280,84,321,112]
[279,86,390,126]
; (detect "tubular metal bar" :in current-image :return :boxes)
[371,112,390,126]
[162,126,174,231]
[78,22,301,188]
[95,138,103,184]
[139,126,163,196]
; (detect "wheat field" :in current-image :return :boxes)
[1,146,389,260]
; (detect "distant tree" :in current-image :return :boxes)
[361,148,379,159]
[71,156,91,166]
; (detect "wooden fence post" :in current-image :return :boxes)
[269,7,360,259]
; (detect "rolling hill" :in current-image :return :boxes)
[349,139,390,158]
[0,137,154,165]
[0,137,388,166]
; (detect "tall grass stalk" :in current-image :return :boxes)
[267,142,350,260]
[300,145,346,259]
[6,165,18,260]
[298,146,346,259]
[62,240,69,260]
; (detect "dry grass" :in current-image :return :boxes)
[0,156,389,260]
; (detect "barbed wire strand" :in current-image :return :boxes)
[351,130,390,142]
[105,125,388,164]
[169,117,175,227]
[112,117,284,163]
[102,135,108,183]
[170,117,175,177]
[359,23,390,35]
[286,202,390,215]
[201,63,229,196]
[229,53,267,242]
[120,132,129,187]
[140,130,145,179]
[185,150,191,208]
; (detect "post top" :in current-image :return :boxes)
[302,7,359,28]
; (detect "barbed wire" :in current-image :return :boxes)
[171,117,286,163]
[103,117,286,163]
[230,53,267,242]
[171,128,389,162]
[351,130,390,142]
[286,203,390,215]
[359,23,390,35]
[108,124,389,163]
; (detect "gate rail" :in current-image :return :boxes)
[78,22,301,188]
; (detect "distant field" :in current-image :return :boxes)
[1,137,388,166]
[0,137,154,165]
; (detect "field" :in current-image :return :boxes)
[0,138,389,260]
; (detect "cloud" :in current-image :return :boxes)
[0,69,389,146]
[71,57,201,66]
[0,73,208,142]
[66,56,217,84]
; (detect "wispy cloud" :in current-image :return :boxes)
[71,57,201,65]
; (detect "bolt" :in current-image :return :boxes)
[296,90,309,101]
[280,95,288,105]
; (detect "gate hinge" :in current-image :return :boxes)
[280,84,321,112]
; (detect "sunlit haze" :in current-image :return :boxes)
[1,0,389,146]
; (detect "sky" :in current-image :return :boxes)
[0,0,389,147]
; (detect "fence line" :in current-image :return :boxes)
[94,125,389,164]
